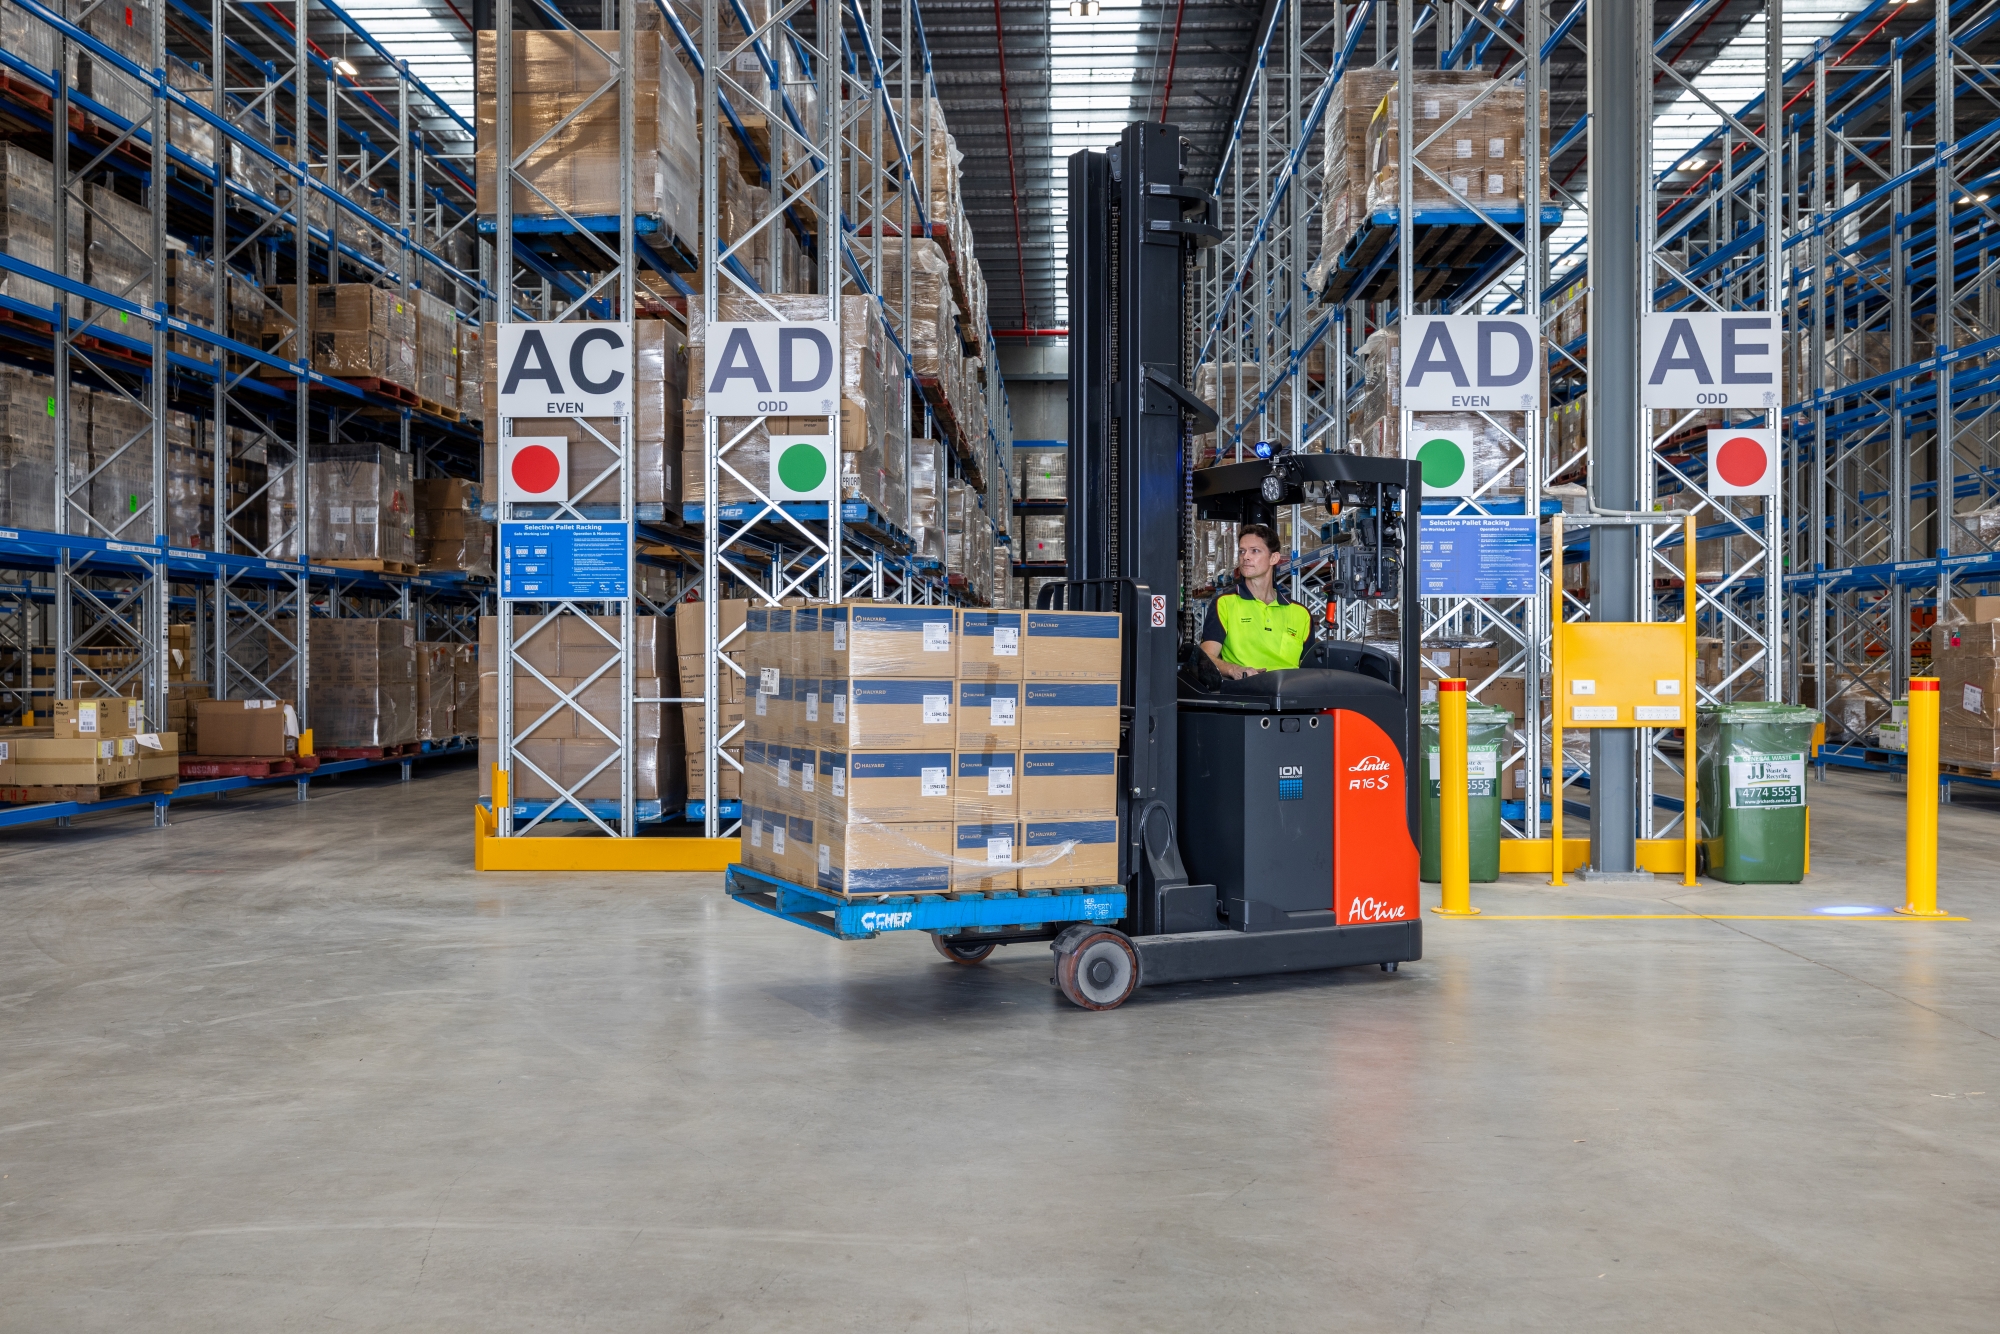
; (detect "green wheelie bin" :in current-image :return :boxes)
[1419,701,1512,883]
[1695,702,1819,883]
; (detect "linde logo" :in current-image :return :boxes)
[1348,896,1409,923]
[1349,754,1391,772]
[859,910,914,931]
[1279,765,1303,779]
[1347,753,1393,792]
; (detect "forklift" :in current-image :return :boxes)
[1038,121,1424,1009]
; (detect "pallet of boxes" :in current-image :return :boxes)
[0,698,176,804]
[1932,607,2000,772]
[737,601,1121,899]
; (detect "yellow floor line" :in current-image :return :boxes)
[1439,913,1970,922]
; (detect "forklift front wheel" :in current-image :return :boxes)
[933,934,997,964]
[1052,927,1140,1011]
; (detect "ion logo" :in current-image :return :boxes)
[858,910,914,931]
[1279,765,1303,778]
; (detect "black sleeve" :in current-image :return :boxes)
[1200,598,1226,645]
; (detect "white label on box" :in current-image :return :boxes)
[1430,650,1452,667]
[923,621,951,652]
[1965,684,1984,715]
[135,733,162,750]
[1634,706,1682,722]
[1489,136,1506,158]
[283,704,300,738]
[1573,706,1618,721]
[833,624,847,650]
[818,843,831,875]
[834,695,847,724]
[920,765,948,797]
[355,507,378,525]
[750,819,762,849]
[800,765,814,794]
[329,505,353,524]
[805,691,819,723]
[755,694,767,717]
[118,738,137,757]
[832,767,845,797]
[259,700,275,709]
[993,626,1019,656]
[776,759,790,789]
[98,740,115,759]
[76,704,97,733]
[987,836,1014,865]
[988,765,1014,796]
[923,694,950,725]
[759,667,780,694]
[772,824,786,855]
[1656,678,1681,695]
[990,697,1016,726]
[1422,97,1440,118]
[1571,679,1597,695]
[171,648,183,668]
[1455,138,1473,158]
[0,741,7,761]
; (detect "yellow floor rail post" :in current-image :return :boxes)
[1434,678,1480,916]
[1900,679,1946,917]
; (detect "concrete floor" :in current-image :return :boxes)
[2,762,1997,1331]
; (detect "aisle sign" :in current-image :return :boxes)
[1400,315,1540,411]
[704,321,841,417]
[496,322,633,419]
[1640,312,1780,409]
[1418,515,1537,597]
[499,522,632,600]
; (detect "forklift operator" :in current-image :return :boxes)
[1199,524,1314,680]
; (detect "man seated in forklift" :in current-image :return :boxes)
[1199,523,1315,680]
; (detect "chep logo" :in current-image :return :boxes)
[858,910,914,931]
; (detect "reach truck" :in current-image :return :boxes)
[729,120,1423,1008]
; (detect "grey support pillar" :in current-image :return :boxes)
[1585,0,1641,875]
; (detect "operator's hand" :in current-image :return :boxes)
[1219,662,1262,680]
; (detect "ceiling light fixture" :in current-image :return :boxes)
[1067,0,1099,16]
[335,57,359,77]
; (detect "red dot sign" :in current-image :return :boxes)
[509,444,563,495]
[1715,435,1769,489]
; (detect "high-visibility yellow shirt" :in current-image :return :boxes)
[1201,583,1313,670]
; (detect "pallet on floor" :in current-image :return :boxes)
[0,779,143,805]
[179,756,296,778]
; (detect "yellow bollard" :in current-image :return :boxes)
[1432,678,1480,916]
[1899,678,1947,917]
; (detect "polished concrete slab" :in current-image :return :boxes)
[1,761,1996,1331]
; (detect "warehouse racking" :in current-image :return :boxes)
[0,0,491,826]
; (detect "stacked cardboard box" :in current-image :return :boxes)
[307,441,417,568]
[0,363,55,530]
[737,603,1120,896]
[415,291,460,415]
[193,698,296,757]
[416,641,460,741]
[476,614,687,809]
[262,284,418,392]
[1934,621,2000,768]
[307,619,419,749]
[414,478,494,577]
[908,438,947,564]
[0,145,84,315]
[474,13,698,243]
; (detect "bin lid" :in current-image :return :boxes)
[1696,702,1820,724]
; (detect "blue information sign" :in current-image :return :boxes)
[1418,515,1538,597]
[499,522,631,600]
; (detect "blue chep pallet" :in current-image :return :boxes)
[726,864,1124,941]
[685,800,743,821]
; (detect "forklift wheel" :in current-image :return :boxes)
[933,935,997,964]
[1052,927,1139,1010]
[1695,843,1710,878]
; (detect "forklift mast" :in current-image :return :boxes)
[1065,123,1221,933]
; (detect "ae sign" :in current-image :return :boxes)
[1640,313,1779,409]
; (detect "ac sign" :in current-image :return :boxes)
[1399,315,1539,411]
[705,322,840,417]
[496,322,633,419]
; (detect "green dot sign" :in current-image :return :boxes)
[1408,429,1475,497]
[769,435,835,501]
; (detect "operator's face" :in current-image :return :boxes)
[1238,535,1276,581]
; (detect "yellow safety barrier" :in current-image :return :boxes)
[1899,679,1947,916]
[1433,678,1480,916]
[474,765,740,872]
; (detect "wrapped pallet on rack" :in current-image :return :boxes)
[415,478,495,577]
[476,614,686,812]
[306,441,418,573]
[0,364,55,529]
[0,144,83,312]
[262,284,419,395]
